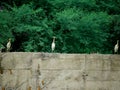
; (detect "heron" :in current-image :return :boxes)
[114,40,119,54]
[51,36,56,52]
[6,38,11,52]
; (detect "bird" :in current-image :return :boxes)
[6,38,11,52]
[51,36,56,52]
[114,40,119,54]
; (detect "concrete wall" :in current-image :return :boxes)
[0,52,120,90]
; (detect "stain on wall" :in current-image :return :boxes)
[0,52,120,90]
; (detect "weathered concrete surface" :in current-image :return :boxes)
[0,52,120,90]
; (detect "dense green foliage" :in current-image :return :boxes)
[0,0,120,53]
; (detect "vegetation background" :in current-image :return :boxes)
[0,0,120,53]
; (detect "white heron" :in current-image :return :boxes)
[51,36,56,52]
[114,40,119,54]
[6,38,11,52]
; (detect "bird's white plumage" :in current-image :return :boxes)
[6,38,11,51]
[114,40,119,53]
[51,42,55,51]
[114,44,118,53]
[51,37,55,52]
[7,41,11,49]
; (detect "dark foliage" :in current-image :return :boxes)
[0,0,120,53]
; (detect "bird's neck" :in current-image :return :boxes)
[53,38,55,43]
[8,41,11,43]
[117,41,119,45]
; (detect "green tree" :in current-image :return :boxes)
[10,4,54,52]
[0,9,14,49]
[54,8,111,53]
[0,0,119,53]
